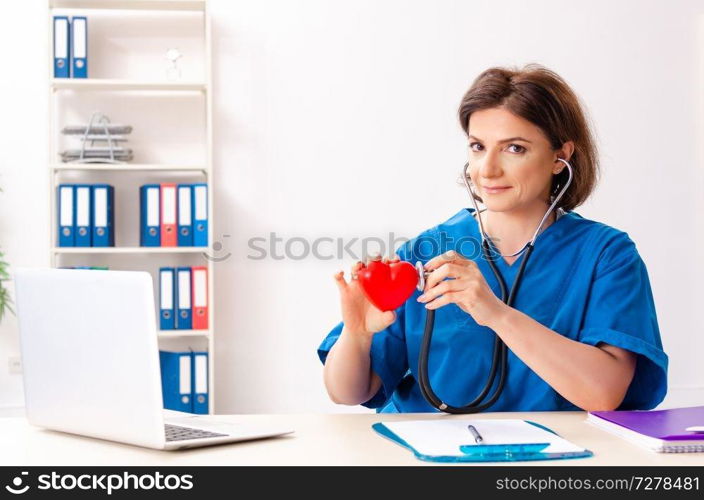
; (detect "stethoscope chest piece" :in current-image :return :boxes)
[415,261,427,292]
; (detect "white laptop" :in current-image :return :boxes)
[13,268,293,450]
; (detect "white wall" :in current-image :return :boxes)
[1,0,702,413]
[0,0,49,411]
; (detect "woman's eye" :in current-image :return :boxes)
[507,144,526,154]
[469,142,483,152]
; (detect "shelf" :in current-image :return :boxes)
[51,163,208,172]
[51,79,207,92]
[53,247,208,254]
[48,1,214,414]
[50,0,206,12]
[158,330,209,339]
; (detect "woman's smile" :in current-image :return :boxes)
[482,185,512,195]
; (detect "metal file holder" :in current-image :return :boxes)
[60,112,134,163]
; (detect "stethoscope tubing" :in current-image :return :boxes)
[418,241,534,413]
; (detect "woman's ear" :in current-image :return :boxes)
[553,141,575,174]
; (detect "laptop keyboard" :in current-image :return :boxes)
[165,423,229,442]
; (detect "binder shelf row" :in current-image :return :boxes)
[53,16,88,79]
[141,183,208,247]
[160,350,209,414]
[56,183,209,248]
[160,266,209,331]
[58,184,114,247]
[56,266,209,336]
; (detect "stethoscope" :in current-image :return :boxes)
[414,158,574,413]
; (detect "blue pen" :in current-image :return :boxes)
[460,443,550,455]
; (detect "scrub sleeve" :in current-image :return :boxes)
[577,233,668,410]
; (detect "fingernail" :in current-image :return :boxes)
[417,294,426,302]
[424,303,433,309]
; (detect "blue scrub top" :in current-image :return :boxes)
[317,208,668,413]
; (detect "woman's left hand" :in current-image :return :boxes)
[417,250,508,327]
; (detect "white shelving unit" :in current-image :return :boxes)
[51,79,207,91]
[47,0,215,413]
[52,246,210,254]
[51,163,207,172]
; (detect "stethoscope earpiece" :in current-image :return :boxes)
[461,158,573,258]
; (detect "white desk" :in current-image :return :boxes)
[2,411,702,466]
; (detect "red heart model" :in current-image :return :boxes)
[356,260,419,312]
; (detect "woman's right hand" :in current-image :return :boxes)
[333,256,399,338]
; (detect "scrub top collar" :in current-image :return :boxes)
[463,206,574,270]
[466,206,566,222]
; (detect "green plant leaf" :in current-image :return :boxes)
[0,249,12,322]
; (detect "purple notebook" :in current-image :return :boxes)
[591,406,704,441]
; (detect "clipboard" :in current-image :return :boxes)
[372,419,594,463]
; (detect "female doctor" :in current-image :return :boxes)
[317,64,668,413]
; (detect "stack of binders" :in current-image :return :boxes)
[53,16,88,79]
[588,406,704,453]
[159,350,209,414]
[57,184,114,247]
[140,184,208,247]
[159,266,209,331]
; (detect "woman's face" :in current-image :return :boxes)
[467,107,571,214]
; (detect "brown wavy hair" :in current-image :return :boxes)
[458,64,599,211]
